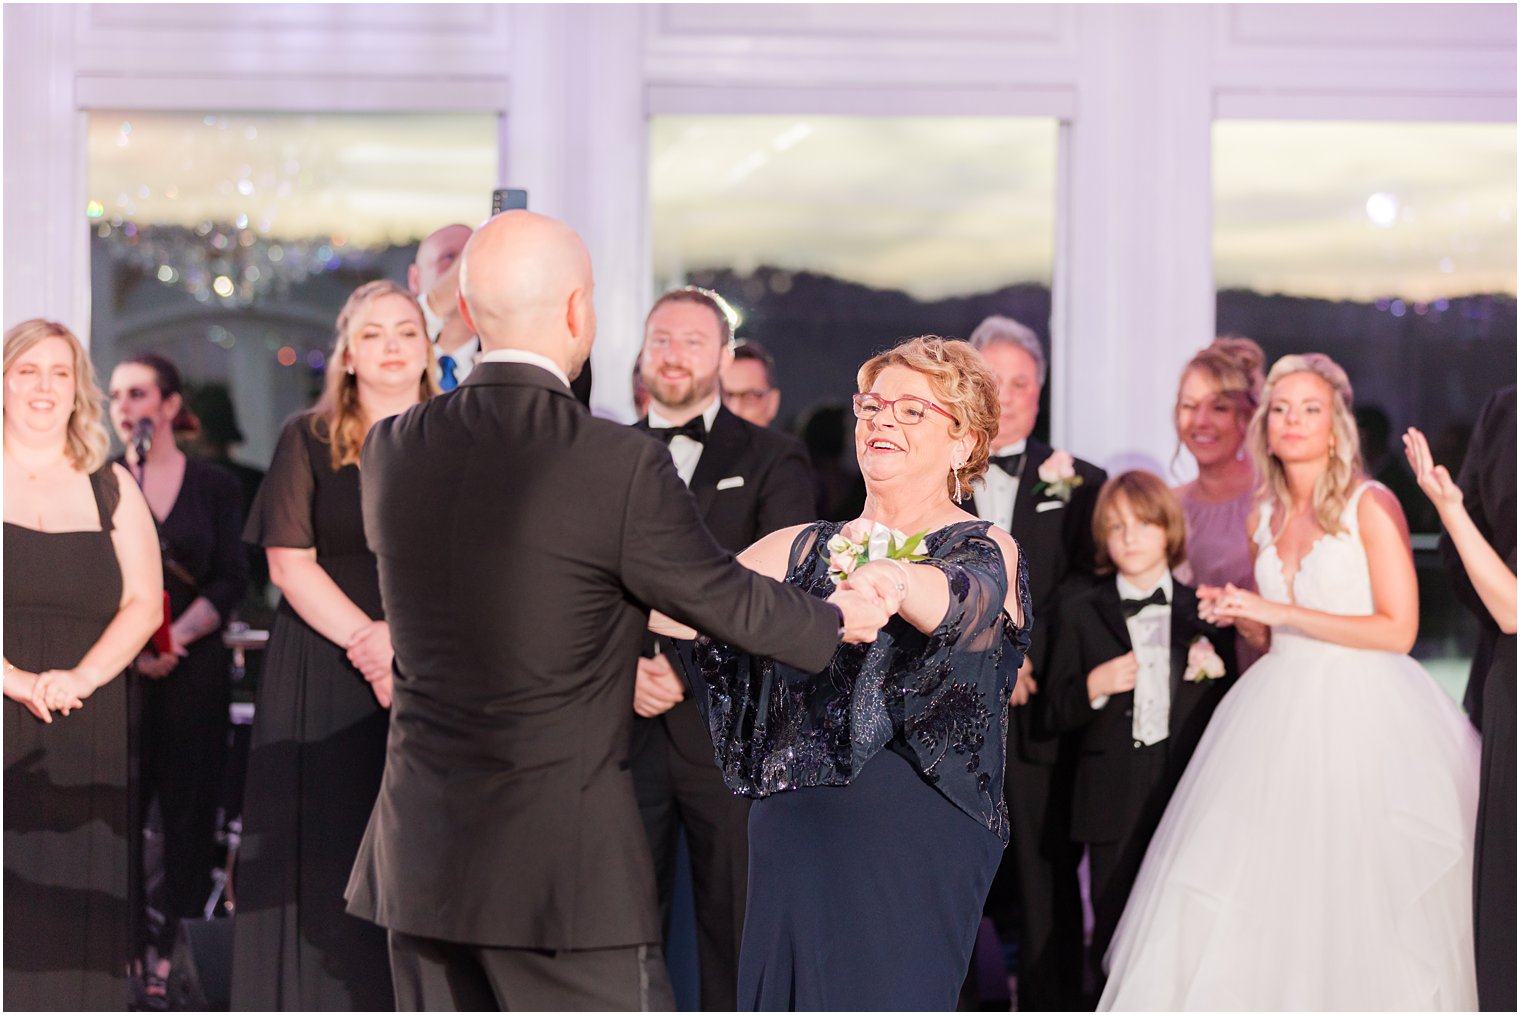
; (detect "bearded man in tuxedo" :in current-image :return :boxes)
[967,315,1106,1011]
[346,211,892,1011]
[630,287,815,1009]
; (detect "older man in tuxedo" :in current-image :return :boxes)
[630,288,814,1010]
[968,315,1106,1011]
[346,211,892,1011]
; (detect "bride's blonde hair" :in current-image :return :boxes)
[1247,353,1364,536]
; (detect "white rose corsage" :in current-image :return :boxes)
[823,518,929,586]
[1185,634,1228,682]
[1034,449,1084,502]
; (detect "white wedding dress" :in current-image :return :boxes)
[1099,483,1480,1011]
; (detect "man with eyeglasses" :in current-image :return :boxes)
[629,287,815,1010]
[967,315,1106,1012]
[721,339,782,428]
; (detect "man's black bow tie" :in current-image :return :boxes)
[1120,587,1169,618]
[988,452,1025,476]
[653,417,708,444]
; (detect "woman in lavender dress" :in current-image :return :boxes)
[1172,337,1266,668]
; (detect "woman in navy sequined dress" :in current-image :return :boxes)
[663,337,1030,1010]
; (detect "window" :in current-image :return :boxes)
[1214,119,1517,697]
[650,115,1059,434]
[87,111,497,466]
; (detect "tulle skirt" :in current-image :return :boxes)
[1099,634,1480,1011]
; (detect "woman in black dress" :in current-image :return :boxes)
[108,351,249,985]
[3,320,163,1009]
[665,337,1029,1010]
[231,279,435,1010]
[1405,424,1517,1012]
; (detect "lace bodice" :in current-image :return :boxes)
[1254,483,1377,645]
[681,519,1032,841]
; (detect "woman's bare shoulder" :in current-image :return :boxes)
[738,522,817,580]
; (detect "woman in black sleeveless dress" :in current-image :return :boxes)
[3,320,164,1009]
[231,280,435,1010]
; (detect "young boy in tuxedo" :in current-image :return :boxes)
[1045,470,1237,999]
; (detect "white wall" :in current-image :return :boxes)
[3,3,1514,466]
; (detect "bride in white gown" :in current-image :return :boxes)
[1098,354,1480,1011]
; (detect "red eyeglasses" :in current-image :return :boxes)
[852,393,958,426]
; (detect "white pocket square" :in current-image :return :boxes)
[1036,500,1065,513]
[716,476,745,491]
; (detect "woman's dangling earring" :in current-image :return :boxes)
[951,460,965,505]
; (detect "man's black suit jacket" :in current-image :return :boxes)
[633,405,816,763]
[1043,578,1236,843]
[1441,385,1516,723]
[344,362,842,950]
[970,438,1107,763]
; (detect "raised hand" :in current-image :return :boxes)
[633,653,685,717]
[827,587,893,644]
[1087,652,1138,701]
[1402,427,1463,512]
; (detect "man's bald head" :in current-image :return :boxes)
[409,223,472,298]
[459,211,597,375]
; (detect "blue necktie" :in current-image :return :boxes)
[438,355,458,392]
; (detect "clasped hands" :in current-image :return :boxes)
[135,625,188,680]
[829,558,910,642]
[1198,584,1277,652]
[6,666,91,723]
[633,561,910,719]
[346,620,395,708]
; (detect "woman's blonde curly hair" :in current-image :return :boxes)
[3,319,111,474]
[1247,352,1364,536]
[857,336,999,502]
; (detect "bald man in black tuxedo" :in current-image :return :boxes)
[346,211,892,1011]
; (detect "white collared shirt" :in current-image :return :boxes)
[648,397,721,487]
[435,335,481,385]
[477,348,572,390]
[973,438,1028,527]
[1092,571,1174,746]
[419,291,447,341]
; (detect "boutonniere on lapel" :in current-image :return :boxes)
[823,518,929,586]
[1033,449,1084,503]
[1185,635,1228,683]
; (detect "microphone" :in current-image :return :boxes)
[130,418,155,463]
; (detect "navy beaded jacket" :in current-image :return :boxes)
[683,519,1032,842]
